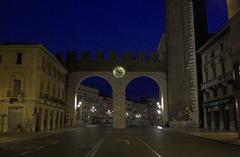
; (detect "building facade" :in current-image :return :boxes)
[228,5,240,136]
[76,85,103,125]
[0,44,68,132]
[198,28,238,131]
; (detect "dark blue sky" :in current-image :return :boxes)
[0,0,228,100]
[0,0,227,53]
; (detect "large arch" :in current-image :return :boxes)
[66,71,167,129]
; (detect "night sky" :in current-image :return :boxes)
[0,0,228,101]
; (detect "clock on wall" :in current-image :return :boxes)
[113,66,126,78]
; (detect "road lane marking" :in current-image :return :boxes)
[49,141,59,145]
[34,146,45,150]
[19,150,32,155]
[116,139,130,145]
[85,136,105,157]
[137,137,162,157]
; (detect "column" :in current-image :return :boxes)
[204,107,208,129]
[210,107,214,130]
[57,111,61,129]
[229,104,236,131]
[61,112,65,128]
[219,106,224,131]
[52,110,56,130]
[40,108,45,131]
[46,110,51,131]
[113,81,126,129]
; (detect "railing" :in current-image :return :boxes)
[7,91,25,102]
[201,71,233,90]
[39,94,66,106]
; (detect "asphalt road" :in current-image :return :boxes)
[0,127,239,157]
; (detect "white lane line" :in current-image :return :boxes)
[19,150,32,155]
[34,146,45,150]
[116,139,130,145]
[137,137,162,157]
[49,141,59,145]
[85,136,105,157]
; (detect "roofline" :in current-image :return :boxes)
[197,25,229,54]
[0,44,68,74]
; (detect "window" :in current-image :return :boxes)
[213,89,218,97]
[211,50,215,58]
[16,53,22,64]
[222,86,227,95]
[212,67,216,78]
[0,55,2,63]
[205,55,208,64]
[205,71,208,81]
[220,43,224,52]
[58,87,60,99]
[13,80,21,96]
[221,63,225,75]
[42,57,45,71]
[40,82,43,98]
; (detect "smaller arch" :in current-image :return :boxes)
[75,74,113,92]
[126,76,160,101]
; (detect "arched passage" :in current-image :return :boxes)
[66,71,167,129]
[74,76,113,126]
[125,76,162,127]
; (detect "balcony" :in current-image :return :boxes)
[7,91,25,102]
[39,94,66,106]
[201,71,234,90]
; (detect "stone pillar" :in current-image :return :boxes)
[236,97,240,137]
[219,106,224,131]
[40,108,45,131]
[57,111,61,129]
[203,107,208,129]
[210,107,215,130]
[113,81,126,129]
[52,110,56,130]
[46,110,51,131]
[229,104,236,131]
[61,112,65,128]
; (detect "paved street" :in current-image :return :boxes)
[0,127,239,157]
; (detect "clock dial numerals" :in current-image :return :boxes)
[113,66,126,78]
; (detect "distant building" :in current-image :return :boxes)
[76,85,102,125]
[0,44,68,132]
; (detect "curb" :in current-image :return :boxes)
[160,128,240,147]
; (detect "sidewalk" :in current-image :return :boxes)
[0,128,77,145]
[163,127,240,146]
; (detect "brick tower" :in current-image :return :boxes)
[165,0,208,127]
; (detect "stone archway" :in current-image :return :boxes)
[66,71,167,129]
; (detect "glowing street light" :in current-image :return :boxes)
[77,101,82,108]
[90,106,96,113]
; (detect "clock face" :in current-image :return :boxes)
[113,66,126,78]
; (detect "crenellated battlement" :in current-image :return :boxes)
[66,51,163,62]
[65,51,166,72]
